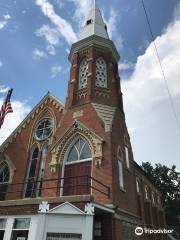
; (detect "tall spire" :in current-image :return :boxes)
[79,1,109,40]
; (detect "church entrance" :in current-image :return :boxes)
[63,160,91,196]
[62,137,92,196]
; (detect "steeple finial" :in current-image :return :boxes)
[79,0,109,40]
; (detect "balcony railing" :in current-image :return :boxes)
[0,175,111,201]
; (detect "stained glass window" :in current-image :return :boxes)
[0,162,10,184]
[37,144,48,197]
[95,57,107,88]
[35,119,53,140]
[67,138,91,163]
[24,146,39,198]
[79,59,88,89]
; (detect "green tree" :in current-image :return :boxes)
[141,162,180,226]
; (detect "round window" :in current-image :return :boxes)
[35,119,53,140]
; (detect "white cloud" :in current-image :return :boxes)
[0,14,11,30]
[35,25,60,46]
[3,14,11,20]
[0,60,3,68]
[118,61,134,71]
[33,48,47,59]
[105,8,123,51]
[46,45,56,55]
[35,0,77,45]
[0,85,9,93]
[68,0,91,27]
[35,24,61,56]
[51,64,62,78]
[0,99,31,145]
[121,13,180,168]
[0,21,7,30]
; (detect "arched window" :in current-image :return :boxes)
[0,162,10,184]
[145,185,149,199]
[0,162,10,200]
[95,57,107,88]
[118,160,124,190]
[24,146,39,198]
[37,144,48,196]
[66,138,91,163]
[136,178,140,193]
[152,191,155,204]
[79,58,88,89]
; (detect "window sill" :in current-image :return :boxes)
[65,158,92,165]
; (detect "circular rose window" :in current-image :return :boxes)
[35,119,53,140]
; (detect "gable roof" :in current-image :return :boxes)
[48,201,85,215]
[0,92,64,153]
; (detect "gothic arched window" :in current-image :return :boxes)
[0,162,10,184]
[79,58,88,89]
[145,185,149,200]
[0,162,10,200]
[95,57,107,88]
[37,144,48,196]
[24,145,39,198]
[66,138,92,163]
[39,144,48,179]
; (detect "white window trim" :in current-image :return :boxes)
[65,158,92,165]
[34,118,54,141]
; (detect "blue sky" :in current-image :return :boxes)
[0,0,180,169]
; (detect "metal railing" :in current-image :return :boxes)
[0,175,111,201]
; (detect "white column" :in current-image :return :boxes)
[35,214,46,240]
[28,216,38,240]
[3,217,13,240]
[82,215,94,240]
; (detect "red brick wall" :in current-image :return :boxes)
[1,97,64,200]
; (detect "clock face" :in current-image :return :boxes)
[35,119,53,140]
[95,58,107,88]
[79,59,88,89]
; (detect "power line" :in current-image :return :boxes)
[141,0,180,132]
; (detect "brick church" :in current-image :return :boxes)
[0,2,166,240]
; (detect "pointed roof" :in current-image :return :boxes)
[48,202,85,215]
[79,1,109,40]
[0,92,64,153]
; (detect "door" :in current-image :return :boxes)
[63,161,91,196]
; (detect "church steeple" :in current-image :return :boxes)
[66,1,122,112]
[79,0,109,40]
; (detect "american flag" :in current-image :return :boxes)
[0,88,13,128]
